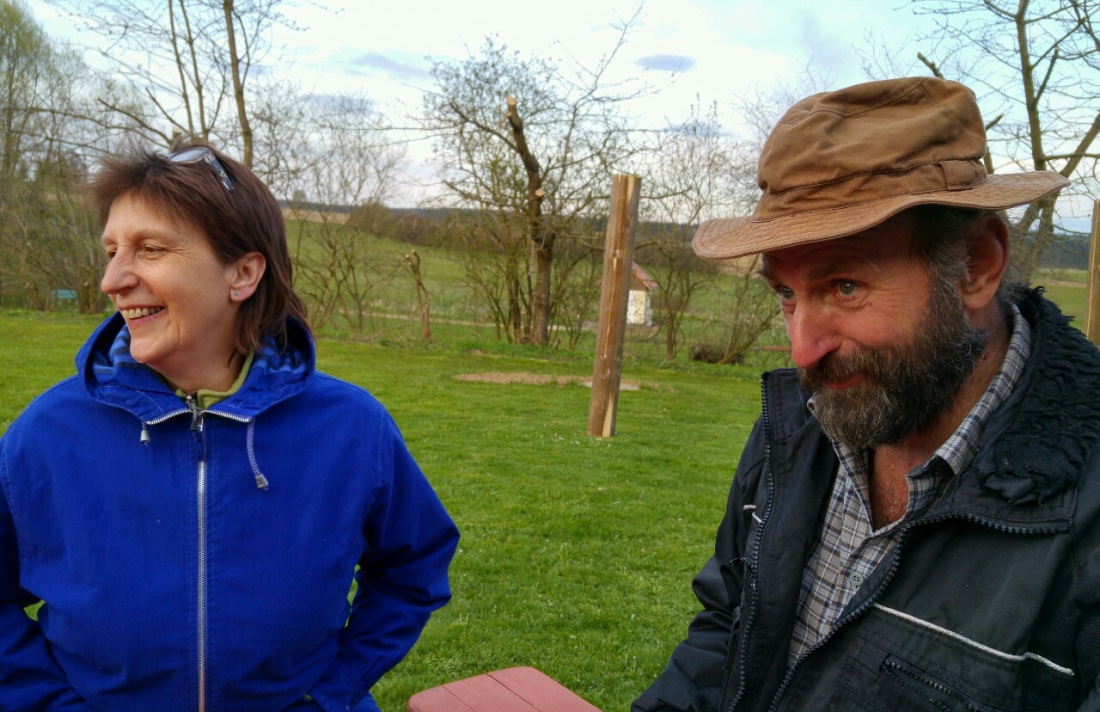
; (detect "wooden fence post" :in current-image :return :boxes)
[1087,199,1100,348]
[588,174,641,438]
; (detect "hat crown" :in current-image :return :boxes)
[755,77,989,218]
[690,76,1068,260]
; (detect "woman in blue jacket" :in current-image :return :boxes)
[0,142,460,711]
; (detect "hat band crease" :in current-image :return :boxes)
[755,159,986,220]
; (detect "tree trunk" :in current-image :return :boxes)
[223,0,253,167]
[533,244,552,344]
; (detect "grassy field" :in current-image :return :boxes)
[0,269,1091,710]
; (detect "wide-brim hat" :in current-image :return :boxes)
[693,77,1068,260]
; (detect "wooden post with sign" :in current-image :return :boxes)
[588,174,641,438]
[1087,200,1100,348]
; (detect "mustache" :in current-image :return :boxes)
[798,347,890,391]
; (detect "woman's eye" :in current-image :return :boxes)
[778,286,794,301]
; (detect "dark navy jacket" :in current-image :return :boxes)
[635,291,1100,712]
[0,314,459,711]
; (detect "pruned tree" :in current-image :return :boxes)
[870,0,1100,276]
[421,20,644,345]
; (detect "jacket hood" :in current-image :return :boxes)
[76,312,315,423]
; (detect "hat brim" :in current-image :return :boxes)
[693,171,1069,260]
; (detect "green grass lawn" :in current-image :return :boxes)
[0,310,762,711]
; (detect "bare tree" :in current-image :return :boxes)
[263,90,405,334]
[52,0,289,161]
[690,256,784,366]
[421,21,644,345]
[638,100,759,359]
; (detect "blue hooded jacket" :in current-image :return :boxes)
[0,313,459,711]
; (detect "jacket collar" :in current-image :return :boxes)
[965,289,1100,511]
[76,312,314,423]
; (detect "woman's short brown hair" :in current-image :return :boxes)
[88,139,309,355]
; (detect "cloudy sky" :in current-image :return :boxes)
[262,0,933,125]
[28,0,936,127]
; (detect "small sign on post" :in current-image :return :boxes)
[588,174,641,438]
[1086,199,1100,348]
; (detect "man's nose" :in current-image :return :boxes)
[786,305,840,370]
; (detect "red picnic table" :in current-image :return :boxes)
[407,666,602,712]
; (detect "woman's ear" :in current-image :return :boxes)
[960,215,1010,312]
[229,252,266,302]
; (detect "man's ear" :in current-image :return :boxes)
[229,252,266,302]
[960,215,1009,312]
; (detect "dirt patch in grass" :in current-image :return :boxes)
[455,372,664,391]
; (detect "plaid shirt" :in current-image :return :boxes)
[787,305,1031,666]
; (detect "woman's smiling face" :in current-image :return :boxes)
[100,192,244,393]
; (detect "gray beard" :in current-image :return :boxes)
[798,281,989,450]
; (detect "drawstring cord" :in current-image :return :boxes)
[246,420,270,491]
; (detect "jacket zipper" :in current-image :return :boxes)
[761,512,1064,712]
[723,374,773,712]
[143,404,255,711]
[187,396,209,712]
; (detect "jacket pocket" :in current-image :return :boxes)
[822,607,1076,712]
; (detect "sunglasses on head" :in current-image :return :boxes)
[168,146,234,191]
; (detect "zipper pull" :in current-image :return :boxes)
[140,424,151,445]
[186,395,204,433]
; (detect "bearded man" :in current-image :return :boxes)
[633,77,1100,712]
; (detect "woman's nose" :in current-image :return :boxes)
[100,254,136,295]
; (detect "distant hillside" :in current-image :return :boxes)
[278,201,700,242]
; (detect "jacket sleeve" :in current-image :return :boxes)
[632,419,767,712]
[308,414,459,712]
[0,436,93,712]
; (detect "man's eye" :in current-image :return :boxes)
[837,281,857,297]
[779,286,794,301]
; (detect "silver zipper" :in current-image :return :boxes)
[187,397,208,712]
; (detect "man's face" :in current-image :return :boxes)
[760,213,987,449]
